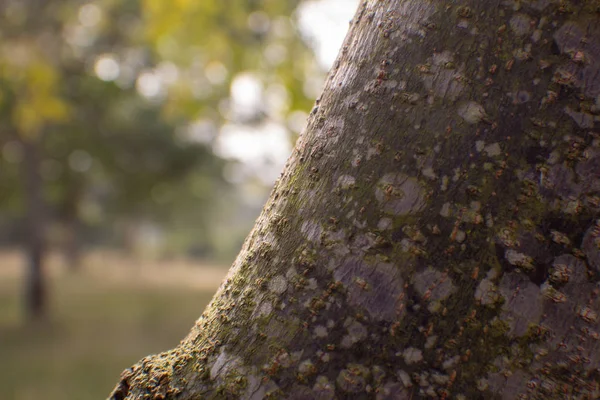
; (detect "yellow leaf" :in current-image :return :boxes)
[38,96,70,122]
[27,62,58,92]
[13,103,42,136]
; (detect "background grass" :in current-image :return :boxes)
[0,251,226,400]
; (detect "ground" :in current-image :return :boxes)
[0,251,226,400]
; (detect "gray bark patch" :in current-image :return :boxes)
[334,258,405,321]
[554,21,600,97]
[375,173,427,216]
[475,269,501,305]
[421,51,465,101]
[582,223,600,273]
[336,364,369,393]
[457,101,487,124]
[413,267,456,302]
[376,382,410,399]
[564,106,595,128]
[312,376,335,400]
[552,254,588,284]
[499,272,544,337]
[301,220,323,243]
[509,13,533,36]
[576,147,600,194]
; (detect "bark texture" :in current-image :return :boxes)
[111,1,600,399]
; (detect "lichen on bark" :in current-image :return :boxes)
[110,1,600,399]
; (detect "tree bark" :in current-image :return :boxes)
[111,1,600,398]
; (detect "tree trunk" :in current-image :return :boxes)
[63,212,82,272]
[61,183,83,272]
[21,139,47,320]
[111,1,600,398]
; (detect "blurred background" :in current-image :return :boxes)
[0,0,357,398]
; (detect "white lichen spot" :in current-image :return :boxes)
[353,219,367,229]
[452,167,461,182]
[477,378,489,391]
[341,319,367,348]
[484,142,502,157]
[563,198,582,215]
[441,176,449,191]
[313,325,328,338]
[301,220,322,243]
[505,249,534,270]
[431,373,449,385]
[244,374,278,399]
[547,150,560,165]
[291,351,304,363]
[256,301,273,317]
[403,347,423,364]
[400,239,414,253]
[268,275,288,295]
[475,269,501,305]
[425,335,438,349]
[377,217,393,230]
[457,19,469,29]
[577,305,599,324]
[274,351,292,368]
[540,282,567,303]
[298,359,315,375]
[397,370,413,388]
[475,140,485,152]
[351,233,377,251]
[286,267,298,280]
[486,213,494,227]
[457,101,487,124]
[453,230,466,243]
[440,202,452,218]
[442,355,460,370]
[427,300,442,313]
[366,147,380,160]
[313,376,335,399]
[307,278,318,290]
[422,167,437,180]
[337,175,356,189]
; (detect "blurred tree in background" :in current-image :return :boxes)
[0,0,323,319]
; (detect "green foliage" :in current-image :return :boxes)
[0,0,318,258]
[0,255,222,399]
